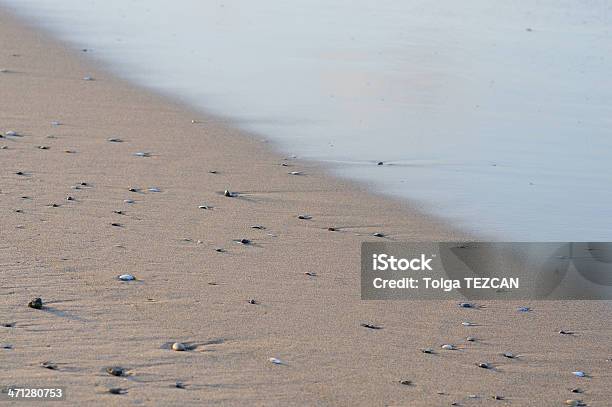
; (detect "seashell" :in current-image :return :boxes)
[83,76,94,81]
[37,145,49,150]
[502,352,516,359]
[360,323,382,330]
[422,348,434,354]
[147,187,161,192]
[269,357,283,365]
[106,366,126,377]
[372,232,385,237]
[171,342,187,351]
[1,146,7,149]
[118,274,135,281]
[133,152,151,157]
[128,187,139,192]
[297,215,312,220]
[477,362,492,369]
[572,371,586,377]
[462,321,476,326]
[288,171,302,175]
[441,344,456,350]
[28,298,43,309]
[224,190,237,197]
[5,130,17,136]
[107,137,123,143]
[517,306,531,312]
[208,170,218,174]
[565,400,586,406]
[466,336,476,342]
[399,380,412,386]
[198,205,212,210]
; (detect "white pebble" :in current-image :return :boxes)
[118,274,135,281]
[269,357,283,365]
[172,342,187,351]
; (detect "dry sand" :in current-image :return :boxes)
[1,9,611,406]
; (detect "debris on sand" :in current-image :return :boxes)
[298,214,312,220]
[372,232,385,237]
[441,344,456,350]
[171,342,187,351]
[106,366,127,377]
[360,323,382,330]
[118,274,136,281]
[40,361,58,370]
[269,357,284,365]
[28,298,43,310]
[108,388,127,395]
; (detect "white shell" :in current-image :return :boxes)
[5,131,17,136]
[288,171,302,175]
[572,371,586,377]
[148,187,161,192]
[118,274,135,281]
[441,344,456,350]
[172,342,187,351]
[269,357,283,365]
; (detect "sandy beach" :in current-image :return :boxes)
[1,8,611,406]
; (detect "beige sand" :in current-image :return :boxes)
[1,9,610,406]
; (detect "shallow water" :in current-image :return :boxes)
[3,0,612,239]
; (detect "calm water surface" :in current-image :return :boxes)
[3,0,612,239]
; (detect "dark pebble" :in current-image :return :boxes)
[108,388,127,395]
[360,323,382,330]
[106,366,126,377]
[28,298,43,310]
[40,361,57,370]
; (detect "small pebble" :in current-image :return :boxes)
[459,302,475,308]
[37,145,49,150]
[111,223,122,227]
[51,121,61,126]
[517,306,531,312]
[108,388,127,395]
[239,239,251,245]
[198,205,212,210]
[66,196,75,201]
[377,161,384,165]
[224,190,237,197]
[113,210,124,215]
[83,76,94,81]
[360,323,382,330]
[108,137,123,142]
[304,272,317,277]
[148,187,161,192]
[208,170,218,174]
[372,232,385,237]
[175,382,186,389]
[297,215,312,220]
[28,298,43,309]
[441,344,456,350]
[559,330,574,335]
[40,361,57,370]
[570,388,583,394]
[118,274,135,281]
[5,131,17,136]
[502,352,516,359]
[128,187,139,192]
[215,248,225,252]
[466,337,476,342]
[269,357,283,365]
[399,380,412,386]
[124,199,135,204]
[478,362,492,369]
[251,225,265,230]
[106,366,126,377]
[565,400,586,407]
[288,171,302,175]
[328,227,337,231]
[247,299,258,305]
[133,152,151,157]
[572,371,586,377]
[461,321,476,326]
[492,395,504,400]
[422,348,435,354]
[171,342,187,351]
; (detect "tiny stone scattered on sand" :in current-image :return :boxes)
[360,323,382,330]
[28,298,43,309]
[441,344,456,350]
[118,274,136,281]
[572,371,586,377]
[108,137,123,142]
[224,190,238,197]
[298,214,312,220]
[269,357,283,365]
[108,388,127,395]
[171,342,187,351]
[133,152,151,157]
[372,232,385,237]
[106,367,127,377]
[40,361,58,370]
[477,362,492,369]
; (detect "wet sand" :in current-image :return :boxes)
[1,9,611,406]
